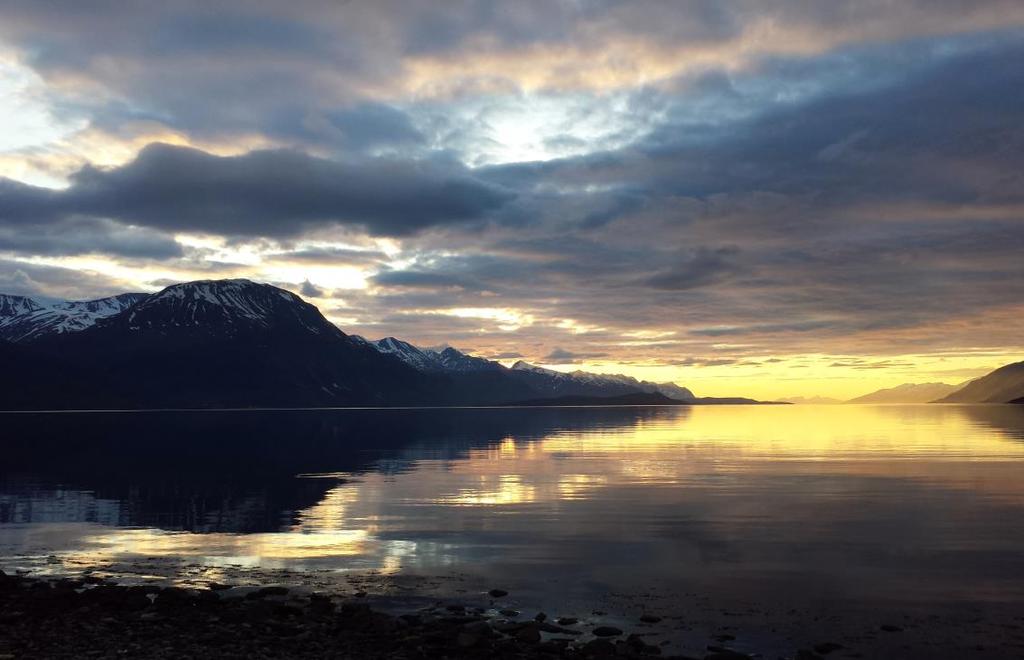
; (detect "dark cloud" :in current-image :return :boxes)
[0,259,136,300]
[488,351,524,360]
[299,279,324,298]
[278,246,388,265]
[1,2,1024,373]
[543,347,608,363]
[0,218,182,259]
[644,247,742,290]
[0,144,515,238]
[371,254,533,291]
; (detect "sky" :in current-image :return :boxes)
[0,1,1022,400]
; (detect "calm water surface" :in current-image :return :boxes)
[3,404,1024,615]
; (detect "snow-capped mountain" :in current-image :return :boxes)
[356,336,503,373]
[367,336,447,371]
[2,279,438,409]
[358,336,695,400]
[1,277,717,409]
[107,279,340,340]
[0,294,43,319]
[510,360,696,400]
[0,292,149,343]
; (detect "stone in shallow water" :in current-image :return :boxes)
[592,625,624,637]
[813,641,844,654]
[583,638,616,656]
[704,650,751,660]
[516,625,541,643]
[488,588,508,598]
[640,614,662,623]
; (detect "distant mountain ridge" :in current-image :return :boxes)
[507,360,696,401]
[353,336,696,401]
[847,382,959,404]
[781,396,843,405]
[1,278,755,410]
[936,361,1024,404]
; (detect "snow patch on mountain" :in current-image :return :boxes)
[121,279,332,336]
[0,292,149,342]
[0,294,44,321]
[512,360,695,400]
[367,342,695,399]
[356,336,498,373]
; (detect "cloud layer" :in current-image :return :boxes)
[1,1,1023,397]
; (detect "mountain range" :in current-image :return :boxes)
[0,278,741,410]
[845,382,961,404]
[935,361,1024,404]
[3,278,1021,409]
[784,370,1024,405]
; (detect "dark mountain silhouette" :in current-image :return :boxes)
[936,361,1024,403]
[3,280,436,408]
[847,382,959,404]
[0,278,761,410]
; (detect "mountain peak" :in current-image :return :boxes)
[511,360,555,374]
[116,278,341,339]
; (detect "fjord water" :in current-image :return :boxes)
[3,404,1024,615]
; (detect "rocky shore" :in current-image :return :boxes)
[0,570,738,659]
[3,568,1022,659]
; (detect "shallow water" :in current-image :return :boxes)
[3,404,1024,619]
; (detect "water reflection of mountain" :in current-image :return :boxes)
[952,403,1024,441]
[1,406,684,533]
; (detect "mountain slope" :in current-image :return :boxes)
[508,360,696,401]
[0,294,43,320]
[0,293,149,343]
[511,392,690,407]
[1,278,763,409]
[14,279,438,409]
[847,382,958,404]
[936,361,1024,403]
[358,336,697,403]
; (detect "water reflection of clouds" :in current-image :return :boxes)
[3,404,1024,601]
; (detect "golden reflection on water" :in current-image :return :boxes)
[8,404,1024,581]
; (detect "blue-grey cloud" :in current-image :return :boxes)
[0,143,516,238]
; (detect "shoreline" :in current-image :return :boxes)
[0,570,688,659]
[2,569,1022,659]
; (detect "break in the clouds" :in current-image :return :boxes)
[1,1,1023,398]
